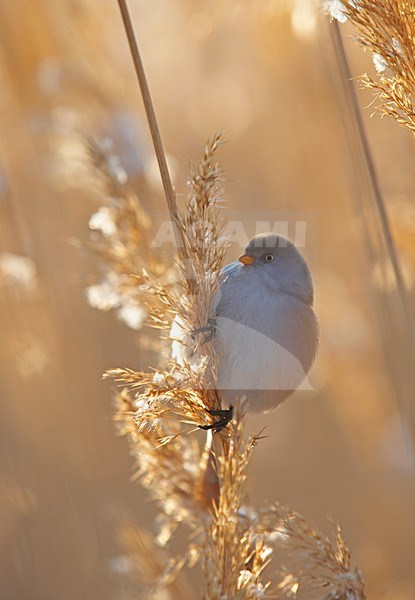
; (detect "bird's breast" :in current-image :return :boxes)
[213,287,319,410]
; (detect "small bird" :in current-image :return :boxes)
[172,233,319,419]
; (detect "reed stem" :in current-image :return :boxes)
[116,0,226,482]
[117,0,186,255]
[330,20,415,452]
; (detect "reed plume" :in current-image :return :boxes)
[326,0,415,136]
[107,132,229,434]
[114,520,195,599]
[80,137,174,332]
[272,503,366,599]
[88,135,366,598]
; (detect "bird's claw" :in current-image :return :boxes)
[191,317,217,344]
[198,405,233,433]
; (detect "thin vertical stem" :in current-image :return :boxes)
[116,0,226,479]
[331,21,409,311]
[116,0,186,255]
[330,20,415,452]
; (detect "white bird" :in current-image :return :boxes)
[172,233,319,419]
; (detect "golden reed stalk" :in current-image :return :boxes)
[328,3,415,451]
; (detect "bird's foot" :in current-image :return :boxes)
[191,317,217,344]
[199,405,233,433]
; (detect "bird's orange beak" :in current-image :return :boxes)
[238,254,255,266]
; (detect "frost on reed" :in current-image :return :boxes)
[86,134,365,598]
[326,0,415,135]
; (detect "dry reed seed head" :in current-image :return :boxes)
[327,0,415,134]
[117,522,196,599]
[83,136,176,331]
[202,417,276,599]
[264,504,366,599]
[103,134,366,597]
[114,389,209,532]
[107,360,218,432]
[324,0,348,23]
[103,137,234,587]
[171,135,229,415]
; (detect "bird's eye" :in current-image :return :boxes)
[264,254,275,262]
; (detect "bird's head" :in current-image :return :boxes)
[238,233,314,305]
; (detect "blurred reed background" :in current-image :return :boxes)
[1,0,415,598]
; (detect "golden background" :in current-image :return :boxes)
[1,1,414,597]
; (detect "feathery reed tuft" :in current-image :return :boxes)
[202,414,272,599]
[107,133,229,433]
[116,521,195,599]
[327,0,415,135]
[81,137,174,332]
[271,503,366,599]
[92,135,366,597]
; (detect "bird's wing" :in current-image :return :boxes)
[212,261,242,317]
[220,260,241,282]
